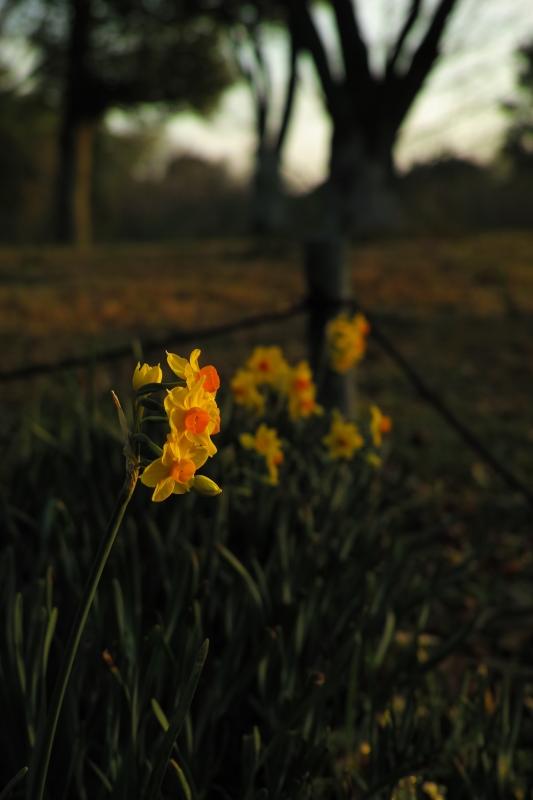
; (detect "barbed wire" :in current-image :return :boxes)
[0,301,308,383]
[349,299,533,510]
[2,290,531,509]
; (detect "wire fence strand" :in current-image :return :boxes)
[0,301,307,383]
[2,291,531,509]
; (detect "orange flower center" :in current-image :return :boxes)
[294,377,311,391]
[300,397,315,411]
[257,359,271,372]
[273,451,284,465]
[197,365,220,393]
[380,417,392,434]
[184,406,210,434]
[170,458,196,484]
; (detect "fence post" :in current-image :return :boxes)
[304,236,355,416]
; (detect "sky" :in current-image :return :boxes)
[161,0,533,192]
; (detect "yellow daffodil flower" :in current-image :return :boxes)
[422,782,447,800]
[141,435,210,502]
[230,368,265,414]
[245,346,290,388]
[370,404,392,447]
[240,423,284,485]
[326,313,370,373]
[167,348,220,394]
[287,361,322,420]
[132,361,163,391]
[164,376,220,456]
[323,410,364,460]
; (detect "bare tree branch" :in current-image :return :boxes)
[385,0,422,80]
[287,0,338,116]
[392,0,460,126]
[228,26,268,145]
[331,0,371,95]
[249,22,271,145]
[275,33,298,155]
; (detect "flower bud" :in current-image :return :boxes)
[132,362,163,391]
[191,475,222,496]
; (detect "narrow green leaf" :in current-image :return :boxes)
[13,593,26,695]
[87,760,113,793]
[373,610,396,668]
[151,698,170,732]
[45,566,53,616]
[0,766,28,800]
[42,608,58,679]
[169,760,192,800]
[112,579,125,640]
[144,640,209,800]
[216,544,263,611]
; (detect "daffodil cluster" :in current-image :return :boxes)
[231,346,322,421]
[232,343,392,484]
[133,349,222,502]
[326,312,370,373]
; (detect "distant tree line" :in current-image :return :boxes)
[0,0,532,244]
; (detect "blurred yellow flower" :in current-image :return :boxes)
[326,313,370,373]
[422,782,446,800]
[132,362,163,391]
[323,410,364,460]
[167,348,220,393]
[231,368,265,414]
[370,404,392,447]
[391,776,418,800]
[246,346,290,388]
[141,435,210,502]
[287,361,322,420]
[240,423,284,485]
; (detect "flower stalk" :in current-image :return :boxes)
[27,458,139,800]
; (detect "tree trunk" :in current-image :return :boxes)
[73,120,94,246]
[54,0,94,245]
[251,146,285,235]
[326,120,403,237]
[54,106,76,243]
[55,116,95,246]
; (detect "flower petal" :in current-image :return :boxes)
[167,351,188,378]
[141,458,168,487]
[152,477,175,502]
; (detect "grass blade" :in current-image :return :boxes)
[0,766,29,800]
[144,639,209,800]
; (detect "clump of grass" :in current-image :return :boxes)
[1,344,532,799]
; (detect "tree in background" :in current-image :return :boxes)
[0,70,56,242]
[30,0,234,245]
[203,0,299,235]
[218,0,299,234]
[501,41,533,171]
[287,0,460,235]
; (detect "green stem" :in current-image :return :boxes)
[27,461,139,800]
